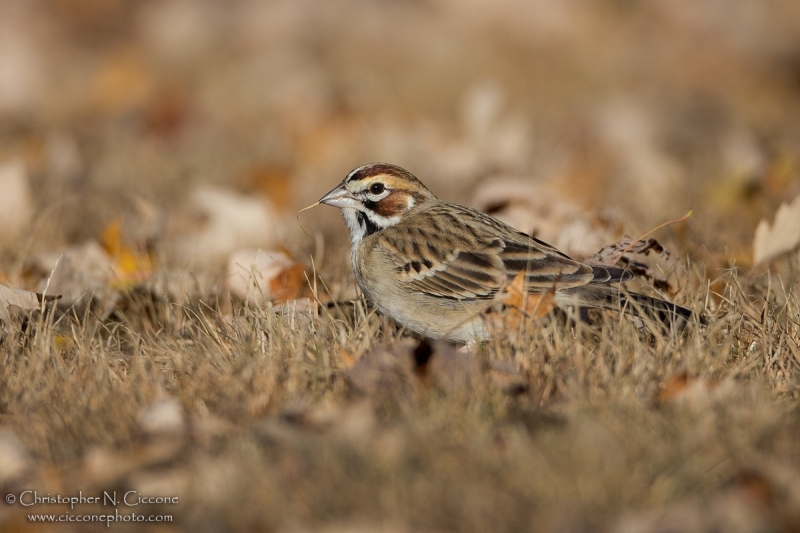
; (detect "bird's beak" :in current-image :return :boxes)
[319,182,360,209]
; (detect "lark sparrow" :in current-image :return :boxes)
[320,163,696,342]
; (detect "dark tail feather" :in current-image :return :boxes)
[557,285,705,327]
[621,292,700,325]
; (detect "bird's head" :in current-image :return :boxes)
[319,163,437,242]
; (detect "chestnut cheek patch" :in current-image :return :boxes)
[375,191,409,217]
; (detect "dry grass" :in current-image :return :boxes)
[2,257,800,532]
[2,1,800,531]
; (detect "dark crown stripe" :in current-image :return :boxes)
[346,163,420,183]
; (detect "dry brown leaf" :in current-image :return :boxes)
[587,238,669,265]
[484,270,557,334]
[100,218,154,284]
[753,194,800,265]
[505,270,557,318]
[657,374,735,410]
[227,249,307,304]
[82,439,185,490]
[128,468,191,508]
[0,159,33,248]
[140,398,187,437]
[0,283,41,325]
[657,372,690,404]
[0,429,30,485]
[179,186,279,263]
[587,238,673,293]
[269,261,307,302]
[30,241,117,315]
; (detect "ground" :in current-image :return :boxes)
[1,1,800,532]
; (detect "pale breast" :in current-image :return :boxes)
[353,237,492,341]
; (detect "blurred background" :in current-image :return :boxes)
[1,0,799,274]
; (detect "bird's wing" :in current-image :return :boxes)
[377,204,594,301]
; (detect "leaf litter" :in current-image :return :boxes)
[753,194,800,265]
[2,2,800,532]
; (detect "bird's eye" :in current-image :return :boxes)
[370,183,385,195]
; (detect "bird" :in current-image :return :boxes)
[319,163,697,342]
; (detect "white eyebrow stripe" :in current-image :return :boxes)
[346,164,370,182]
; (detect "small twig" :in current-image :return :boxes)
[296,201,320,239]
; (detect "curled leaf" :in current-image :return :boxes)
[484,270,557,334]
[0,284,40,325]
[753,195,800,265]
[227,249,307,304]
[587,238,668,265]
[587,238,673,293]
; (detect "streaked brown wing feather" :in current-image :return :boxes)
[499,239,593,291]
[377,203,593,301]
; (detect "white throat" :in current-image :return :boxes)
[340,206,402,247]
[341,208,367,248]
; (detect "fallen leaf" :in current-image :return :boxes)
[484,271,557,334]
[657,372,690,404]
[178,186,280,263]
[0,159,34,248]
[227,249,307,304]
[0,429,30,484]
[586,238,674,293]
[140,398,187,437]
[128,195,167,250]
[657,374,735,411]
[29,241,118,317]
[753,194,800,265]
[727,470,775,508]
[587,238,669,265]
[0,283,41,325]
[337,347,357,369]
[100,218,154,283]
[82,439,185,489]
[269,261,307,303]
[147,269,219,303]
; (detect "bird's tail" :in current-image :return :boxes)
[555,283,702,327]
